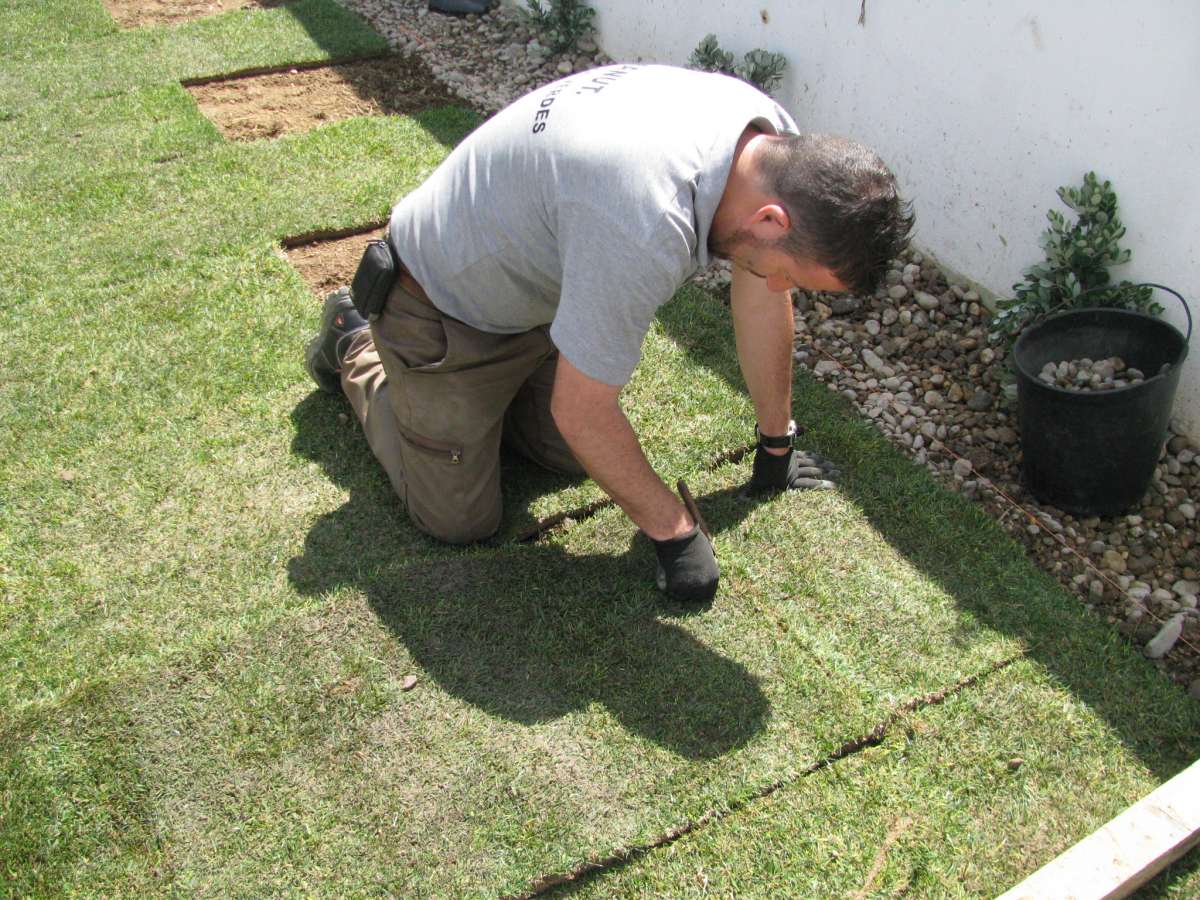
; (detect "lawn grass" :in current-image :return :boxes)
[2,2,1199,896]
[562,659,1200,898]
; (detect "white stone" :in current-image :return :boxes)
[914,291,939,311]
[861,348,888,374]
[952,458,972,478]
[1172,579,1200,596]
[1127,583,1151,602]
[1144,614,1185,659]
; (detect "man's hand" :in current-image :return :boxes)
[745,443,841,496]
[652,524,719,602]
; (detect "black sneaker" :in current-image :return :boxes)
[305,287,369,394]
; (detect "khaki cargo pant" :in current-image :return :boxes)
[340,281,584,544]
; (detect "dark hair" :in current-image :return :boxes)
[755,134,914,294]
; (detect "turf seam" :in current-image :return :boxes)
[505,652,1023,899]
[280,219,389,249]
[179,51,392,88]
[515,442,756,543]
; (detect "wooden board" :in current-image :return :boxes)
[998,759,1200,900]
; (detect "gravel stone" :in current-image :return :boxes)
[861,348,890,374]
[1145,614,1185,659]
[1102,550,1127,573]
[966,390,994,412]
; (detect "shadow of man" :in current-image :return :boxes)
[287,391,769,760]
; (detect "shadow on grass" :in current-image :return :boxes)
[657,287,1200,778]
[287,391,769,760]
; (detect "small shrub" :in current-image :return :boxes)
[991,172,1158,344]
[687,33,787,95]
[522,0,596,55]
[688,34,735,75]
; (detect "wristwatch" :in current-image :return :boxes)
[755,419,798,450]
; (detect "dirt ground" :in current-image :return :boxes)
[103,0,285,29]
[187,55,461,141]
[284,226,387,298]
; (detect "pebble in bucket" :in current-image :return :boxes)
[1011,283,1192,517]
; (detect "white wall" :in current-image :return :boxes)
[588,0,1200,439]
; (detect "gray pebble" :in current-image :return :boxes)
[966,390,993,412]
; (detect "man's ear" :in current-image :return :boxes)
[748,203,790,241]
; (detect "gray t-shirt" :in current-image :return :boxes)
[388,64,797,385]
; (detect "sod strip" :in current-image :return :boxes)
[0,82,224,191]
[0,0,388,113]
[1,534,878,896]
[560,660,1200,899]
[510,654,1021,898]
[1,109,477,329]
[6,462,1199,895]
[0,0,116,57]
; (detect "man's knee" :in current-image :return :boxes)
[408,497,501,545]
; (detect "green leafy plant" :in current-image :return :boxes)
[687,34,788,95]
[991,172,1158,344]
[688,34,735,75]
[522,0,596,55]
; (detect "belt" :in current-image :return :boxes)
[398,264,433,306]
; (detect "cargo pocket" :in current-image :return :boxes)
[396,424,499,544]
[397,427,464,467]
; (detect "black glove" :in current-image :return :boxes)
[653,524,719,603]
[744,444,841,496]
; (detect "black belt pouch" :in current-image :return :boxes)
[350,240,398,318]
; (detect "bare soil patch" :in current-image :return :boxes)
[187,54,459,142]
[103,0,284,29]
[284,226,386,299]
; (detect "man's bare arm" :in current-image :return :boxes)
[730,265,795,453]
[550,356,692,540]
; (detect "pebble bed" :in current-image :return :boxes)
[339,0,613,115]
[1038,357,1167,392]
[335,0,1200,699]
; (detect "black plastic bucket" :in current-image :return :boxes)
[1011,284,1192,517]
